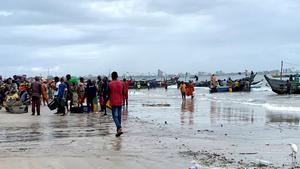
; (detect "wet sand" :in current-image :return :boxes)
[0,106,189,169]
[1,87,300,168]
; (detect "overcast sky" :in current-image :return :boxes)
[0,0,300,77]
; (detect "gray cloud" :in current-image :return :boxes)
[0,0,300,77]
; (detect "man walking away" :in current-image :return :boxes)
[109,72,124,137]
[31,76,42,116]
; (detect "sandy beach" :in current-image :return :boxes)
[1,87,300,169]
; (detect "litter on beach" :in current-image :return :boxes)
[142,103,171,107]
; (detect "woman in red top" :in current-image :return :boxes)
[109,71,124,137]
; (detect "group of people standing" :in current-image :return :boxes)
[0,72,128,137]
[179,81,195,100]
[210,73,253,92]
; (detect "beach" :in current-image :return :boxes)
[1,86,300,169]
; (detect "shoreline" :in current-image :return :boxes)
[1,88,300,168]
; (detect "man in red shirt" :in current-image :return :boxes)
[109,71,124,137]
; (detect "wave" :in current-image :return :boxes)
[262,103,300,112]
[251,87,272,92]
[202,96,300,112]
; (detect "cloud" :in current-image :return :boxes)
[0,10,13,17]
[0,0,300,77]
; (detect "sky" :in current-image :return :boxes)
[1,0,300,77]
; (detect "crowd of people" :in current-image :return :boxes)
[0,72,129,137]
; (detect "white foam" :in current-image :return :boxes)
[202,95,300,112]
[262,103,300,112]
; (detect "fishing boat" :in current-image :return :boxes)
[209,73,257,93]
[128,76,179,89]
[265,60,300,94]
[264,75,300,94]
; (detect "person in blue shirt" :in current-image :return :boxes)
[57,77,67,116]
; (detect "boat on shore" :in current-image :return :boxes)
[209,73,257,93]
[264,75,300,94]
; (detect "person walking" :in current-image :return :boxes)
[109,71,124,137]
[31,76,42,116]
[123,78,129,106]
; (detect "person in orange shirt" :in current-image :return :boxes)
[210,74,218,87]
[41,80,49,106]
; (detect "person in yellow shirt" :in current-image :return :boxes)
[234,80,239,91]
[179,81,186,100]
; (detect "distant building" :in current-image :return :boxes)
[215,70,225,76]
[158,69,163,77]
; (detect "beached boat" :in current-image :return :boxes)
[264,75,300,94]
[271,74,290,78]
[209,73,257,93]
[195,81,210,87]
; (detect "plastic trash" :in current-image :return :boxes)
[255,159,272,167]
[188,161,200,169]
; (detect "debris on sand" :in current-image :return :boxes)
[197,129,214,133]
[179,150,279,168]
[142,103,171,107]
[179,150,234,167]
[239,152,258,155]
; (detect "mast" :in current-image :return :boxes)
[280,60,283,80]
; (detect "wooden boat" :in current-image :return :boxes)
[264,75,300,94]
[195,81,210,87]
[209,73,257,93]
[128,77,179,89]
[271,74,290,78]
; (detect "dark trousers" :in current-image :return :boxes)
[87,97,94,113]
[32,96,41,115]
[57,98,66,114]
[102,97,109,113]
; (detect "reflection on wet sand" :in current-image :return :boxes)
[210,101,254,125]
[122,106,129,122]
[112,138,123,151]
[181,100,194,125]
[210,101,218,125]
[266,111,300,125]
[0,112,116,144]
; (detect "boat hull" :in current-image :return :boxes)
[209,73,256,93]
[264,75,300,94]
